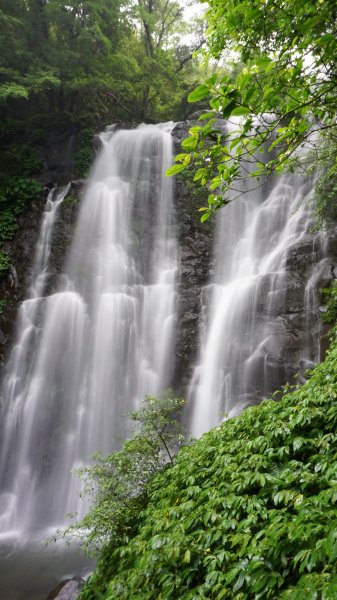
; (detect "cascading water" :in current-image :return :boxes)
[0,123,178,535]
[188,128,326,437]
[0,185,69,430]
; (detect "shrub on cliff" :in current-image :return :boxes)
[81,330,337,599]
[56,393,186,555]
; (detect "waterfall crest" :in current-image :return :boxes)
[0,124,178,534]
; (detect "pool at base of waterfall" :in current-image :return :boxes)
[0,536,93,599]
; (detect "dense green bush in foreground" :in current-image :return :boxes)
[81,331,337,599]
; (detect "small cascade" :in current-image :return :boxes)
[0,124,178,534]
[0,185,70,532]
[188,141,326,437]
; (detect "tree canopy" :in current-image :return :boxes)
[0,0,204,126]
[169,0,337,223]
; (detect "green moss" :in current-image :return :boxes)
[81,330,337,599]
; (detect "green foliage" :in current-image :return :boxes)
[74,129,95,178]
[169,0,337,220]
[0,298,6,314]
[0,0,205,125]
[0,135,43,277]
[55,393,185,556]
[0,178,42,239]
[320,287,337,325]
[0,251,11,276]
[2,177,42,209]
[314,171,337,230]
[312,132,337,229]
[0,176,42,275]
[63,193,79,207]
[0,209,18,245]
[81,331,337,599]
[2,143,42,177]
[176,167,211,227]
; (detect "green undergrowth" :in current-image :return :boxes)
[320,288,337,325]
[81,330,337,599]
[0,141,43,276]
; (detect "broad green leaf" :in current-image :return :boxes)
[181,136,198,151]
[165,163,186,176]
[200,211,212,222]
[231,106,251,116]
[222,99,238,118]
[183,549,191,563]
[198,112,217,120]
[188,85,210,103]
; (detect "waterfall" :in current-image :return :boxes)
[0,123,178,534]
[0,119,327,540]
[188,136,326,437]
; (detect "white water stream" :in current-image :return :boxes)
[188,137,325,436]
[0,124,178,535]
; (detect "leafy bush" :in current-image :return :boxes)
[81,331,337,599]
[320,288,337,325]
[0,209,18,244]
[54,394,186,556]
[4,177,42,210]
[312,136,337,231]
[0,177,42,245]
[0,251,11,275]
[0,176,42,281]
[2,143,42,177]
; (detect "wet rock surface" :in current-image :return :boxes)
[172,121,216,392]
[46,576,84,600]
[36,130,77,187]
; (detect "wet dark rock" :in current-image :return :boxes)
[46,576,84,600]
[172,122,215,391]
[326,227,337,256]
[36,130,77,186]
[315,259,334,288]
[284,235,319,269]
